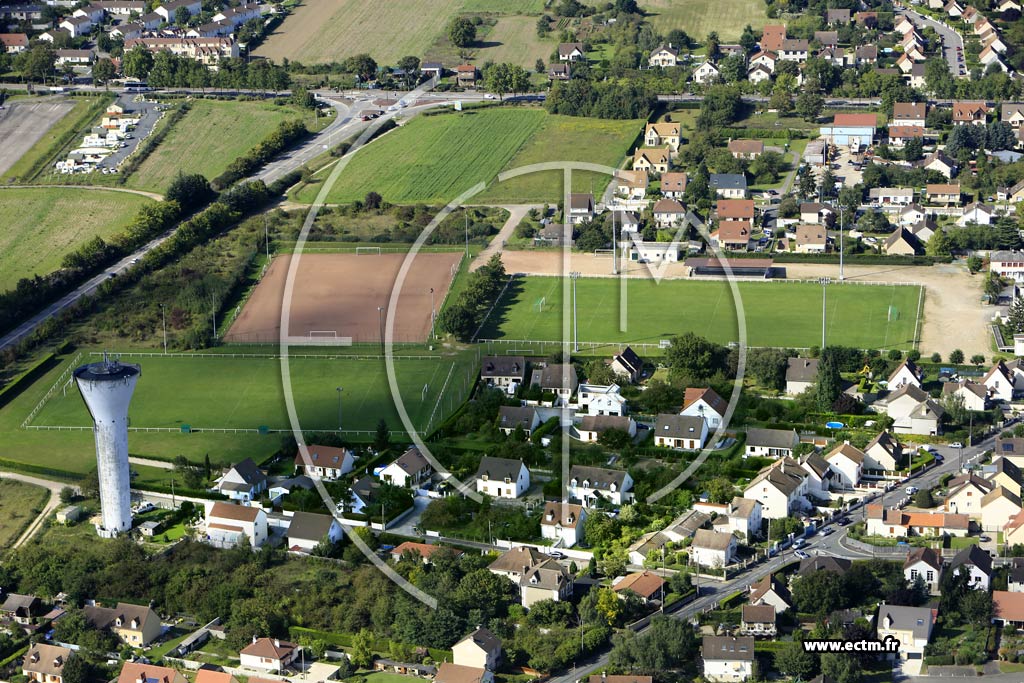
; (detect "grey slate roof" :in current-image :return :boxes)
[569,465,629,491]
[481,356,526,380]
[475,456,525,482]
[710,173,748,190]
[702,636,755,661]
[878,604,936,640]
[654,413,705,439]
[746,427,798,449]
[287,511,336,543]
[786,357,819,383]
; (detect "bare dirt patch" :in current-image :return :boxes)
[225,253,462,343]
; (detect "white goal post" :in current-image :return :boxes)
[308,330,339,338]
[593,249,615,258]
[356,246,382,255]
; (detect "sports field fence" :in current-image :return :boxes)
[22,351,82,428]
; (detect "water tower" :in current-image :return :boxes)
[74,355,141,538]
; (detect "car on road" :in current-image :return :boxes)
[951,442,964,449]
[548,551,565,559]
[906,486,919,495]
[795,550,810,559]
[130,258,140,264]
[793,538,807,549]
[484,93,496,99]
[980,535,992,542]
[821,526,834,536]
[133,502,155,514]
[837,517,851,526]
[934,454,944,462]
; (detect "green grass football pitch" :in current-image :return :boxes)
[31,351,477,434]
[478,276,922,350]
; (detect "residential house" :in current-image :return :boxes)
[613,571,665,604]
[900,203,927,224]
[719,497,763,541]
[125,36,239,66]
[615,171,647,200]
[654,414,709,450]
[648,44,679,67]
[455,64,477,86]
[998,180,1024,203]
[728,139,764,159]
[435,664,493,683]
[987,457,1023,496]
[855,10,879,25]
[567,464,634,505]
[818,45,845,67]
[558,42,585,61]
[825,442,865,490]
[578,384,627,416]
[653,198,687,227]
[795,224,828,253]
[567,193,595,225]
[984,361,1016,402]
[711,221,752,251]
[22,644,74,683]
[702,636,755,682]
[953,101,990,125]
[777,38,809,61]
[889,359,923,389]
[59,15,91,36]
[718,198,755,222]
[83,603,161,647]
[660,172,688,199]
[786,357,819,395]
[710,173,748,199]
[286,511,342,553]
[979,44,1008,70]
[797,556,852,577]
[1002,103,1024,128]
[540,501,586,547]
[926,183,962,205]
[869,187,915,206]
[293,445,354,480]
[760,24,786,52]
[990,251,1024,281]
[645,122,682,150]
[944,473,995,517]
[610,346,644,383]
[958,202,996,226]
[497,405,540,435]
[691,529,738,568]
[480,355,527,391]
[994,591,1024,626]
[744,428,799,458]
[204,501,268,548]
[535,363,579,405]
[921,150,956,178]
[681,386,727,428]
[154,0,201,21]
[747,64,773,83]
[876,605,937,660]
[820,114,877,148]
[581,417,634,444]
[743,458,810,519]
[750,50,776,71]
[800,202,836,224]
[884,228,923,256]
[693,61,721,84]
[0,594,40,625]
[950,544,993,590]
[904,547,944,595]
[215,458,267,502]
[983,487,1023,532]
[390,541,463,564]
[548,63,571,80]
[614,209,641,232]
[865,431,903,471]
[379,447,433,488]
[116,665,186,683]
[854,44,878,64]
[865,505,970,538]
[627,530,674,565]
[474,457,530,499]
[240,637,299,673]
[632,148,670,175]
[1010,559,1024,592]
[0,32,27,52]
[452,627,502,671]
[815,30,839,46]
[893,102,928,127]
[420,62,444,79]
[749,575,792,613]
[826,8,851,23]
[740,604,777,637]
[882,383,944,435]
[909,217,938,243]
[888,125,925,147]
[941,380,988,412]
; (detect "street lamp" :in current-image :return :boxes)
[158,303,168,354]
[336,386,343,430]
[818,277,831,348]
[838,207,845,281]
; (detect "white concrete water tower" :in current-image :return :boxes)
[74,355,141,538]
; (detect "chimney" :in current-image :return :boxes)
[252,634,258,645]
[138,675,147,683]
[274,639,281,648]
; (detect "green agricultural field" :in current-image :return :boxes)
[478,276,921,350]
[427,15,555,67]
[296,109,641,205]
[255,0,544,64]
[125,99,306,193]
[0,348,477,485]
[297,108,546,204]
[0,188,153,291]
[477,114,643,203]
[639,0,768,41]
[0,479,49,549]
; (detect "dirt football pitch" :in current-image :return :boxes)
[225,252,463,343]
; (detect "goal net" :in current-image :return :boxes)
[533,296,546,313]
[888,306,900,321]
[309,330,338,338]
[356,246,382,255]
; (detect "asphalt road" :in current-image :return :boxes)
[97,94,161,170]
[899,7,966,78]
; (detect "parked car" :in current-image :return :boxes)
[548,551,565,559]
[980,535,992,542]
[795,550,810,559]
[906,486,919,495]
[950,442,964,449]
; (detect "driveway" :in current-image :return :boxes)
[899,7,965,77]
[470,204,543,271]
[387,494,431,536]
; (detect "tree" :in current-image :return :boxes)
[59,486,76,504]
[697,85,741,130]
[364,191,382,210]
[595,587,622,625]
[21,42,56,82]
[373,419,390,452]
[705,31,721,61]
[967,254,983,273]
[769,85,793,115]
[970,354,986,367]
[608,616,698,675]
[795,90,825,121]
[903,136,924,161]
[60,654,87,683]
[350,628,375,668]
[821,652,863,683]
[397,55,420,86]
[165,173,214,213]
[986,272,1006,301]
[174,5,190,24]
[448,16,477,47]
[535,57,545,73]
[536,15,550,37]
[931,352,942,363]
[813,347,843,411]
[346,53,377,81]
[926,228,951,256]
[949,349,965,364]
[665,332,727,382]
[92,58,116,85]
[792,570,846,614]
[913,488,935,508]
[1009,296,1024,333]
[584,358,617,385]
[747,347,789,390]
[123,44,153,79]
[775,633,817,680]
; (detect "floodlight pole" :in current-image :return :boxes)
[839,208,845,281]
[377,306,385,355]
[430,287,436,339]
[570,271,581,352]
[336,386,343,430]
[159,303,167,355]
